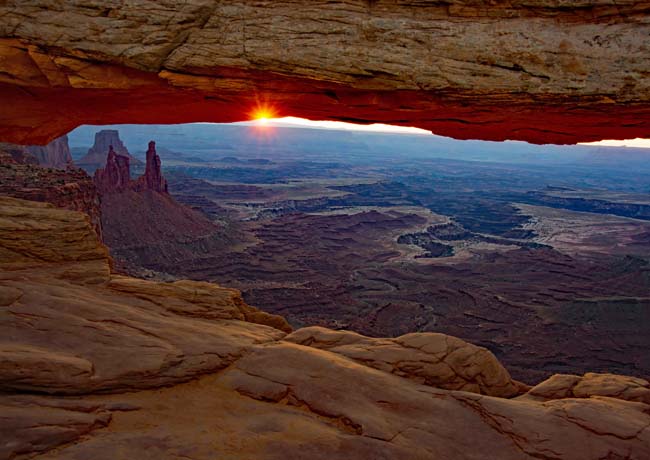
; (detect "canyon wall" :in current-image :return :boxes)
[0,135,72,168]
[1,1,650,144]
[25,135,73,169]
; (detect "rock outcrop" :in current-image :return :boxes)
[1,196,649,459]
[0,196,290,395]
[523,372,650,404]
[285,326,526,397]
[0,152,102,237]
[1,2,650,145]
[78,130,140,173]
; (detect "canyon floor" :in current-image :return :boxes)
[68,124,650,385]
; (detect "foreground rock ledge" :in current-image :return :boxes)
[1,1,650,144]
[1,196,649,459]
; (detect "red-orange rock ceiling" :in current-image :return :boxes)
[1,1,650,145]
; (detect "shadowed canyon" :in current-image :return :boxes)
[2,1,650,459]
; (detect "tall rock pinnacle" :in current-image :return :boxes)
[143,141,168,193]
[93,145,131,194]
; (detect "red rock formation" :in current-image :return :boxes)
[78,130,139,172]
[93,146,131,194]
[25,135,73,169]
[93,140,168,195]
[91,140,236,276]
[133,141,168,194]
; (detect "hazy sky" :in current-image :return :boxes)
[579,138,650,148]
[250,116,650,147]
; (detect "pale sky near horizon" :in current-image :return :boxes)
[249,116,650,148]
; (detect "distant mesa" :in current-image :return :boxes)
[94,140,167,195]
[77,129,141,173]
[219,156,274,165]
[220,156,243,163]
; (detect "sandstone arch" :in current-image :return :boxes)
[1,1,650,145]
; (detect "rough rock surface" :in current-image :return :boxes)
[0,155,102,238]
[1,196,650,459]
[0,396,113,459]
[1,2,650,144]
[524,372,650,404]
[78,130,139,172]
[286,326,525,397]
[218,342,650,460]
[0,143,38,165]
[0,196,289,395]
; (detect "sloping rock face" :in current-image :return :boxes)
[0,152,102,237]
[1,135,72,168]
[1,196,649,459]
[25,135,72,169]
[99,188,239,276]
[1,2,650,144]
[78,130,139,172]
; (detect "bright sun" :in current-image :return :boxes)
[252,106,275,124]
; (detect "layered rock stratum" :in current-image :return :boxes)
[1,196,649,459]
[1,1,650,144]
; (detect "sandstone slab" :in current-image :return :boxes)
[285,326,524,397]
